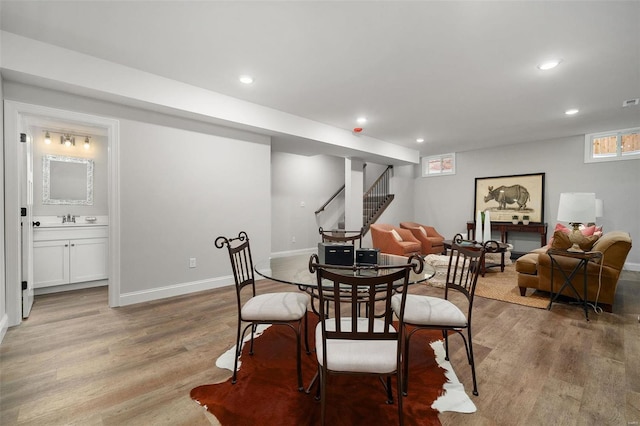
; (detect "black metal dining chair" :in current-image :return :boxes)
[215,231,310,391]
[391,233,499,396]
[309,254,423,426]
[318,226,364,248]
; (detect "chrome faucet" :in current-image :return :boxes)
[60,214,76,223]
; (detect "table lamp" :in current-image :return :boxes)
[587,199,604,227]
[557,192,596,252]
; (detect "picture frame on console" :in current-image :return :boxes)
[474,172,545,223]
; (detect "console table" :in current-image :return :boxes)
[466,221,548,249]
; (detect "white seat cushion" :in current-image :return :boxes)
[241,292,309,321]
[315,318,398,374]
[391,294,467,327]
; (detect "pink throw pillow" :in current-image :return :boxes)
[548,223,599,245]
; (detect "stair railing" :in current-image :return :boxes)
[363,165,394,232]
[316,164,394,234]
[314,184,345,215]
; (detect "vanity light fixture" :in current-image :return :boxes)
[416,138,425,143]
[44,130,95,148]
[239,75,254,84]
[61,134,75,147]
[357,117,367,125]
[565,108,579,115]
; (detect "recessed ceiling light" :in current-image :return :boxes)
[357,117,367,124]
[416,138,425,143]
[239,75,254,84]
[537,59,562,70]
[565,108,579,115]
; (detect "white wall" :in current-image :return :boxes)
[119,120,271,294]
[271,152,344,253]
[414,135,640,267]
[3,81,272,306]
[364,162,388,190]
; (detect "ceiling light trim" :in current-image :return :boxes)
[537,59,562,71]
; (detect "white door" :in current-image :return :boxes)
[20,129,35,318]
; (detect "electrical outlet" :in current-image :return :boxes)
[292,236,296,243]
[300,201,305,207]
[189,258,196,268]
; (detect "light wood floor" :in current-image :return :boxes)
[1,272,639,425]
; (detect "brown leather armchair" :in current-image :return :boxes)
[516,231,632,312]
[399,222,445,255]
[369,224,422,257]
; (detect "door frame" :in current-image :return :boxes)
[4,100,121,327]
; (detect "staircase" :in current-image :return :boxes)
[362,165,394,233]
[316,165,394,235]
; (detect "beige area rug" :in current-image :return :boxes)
[473,264,550,309]
[423,255,548,309]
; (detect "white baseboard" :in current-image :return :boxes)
[118,275,235,306]
[0,314,9,345]
[624,262,640,272]
[270,247,315,258]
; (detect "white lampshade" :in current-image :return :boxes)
[595,199,604,218]
[557,193,596,224]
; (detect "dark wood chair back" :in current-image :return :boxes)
[445,234,500,317]
[309,254,423,425]
[215,231,256,304]
[319,227,364,248]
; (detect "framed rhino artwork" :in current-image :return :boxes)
[474,172,545,223]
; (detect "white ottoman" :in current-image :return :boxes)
[423,254,454,288]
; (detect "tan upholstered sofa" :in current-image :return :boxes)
[515,231,632,312]
[370,224,422,257]
[399,222,445,255]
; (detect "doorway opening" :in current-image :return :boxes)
[4,101,120,327]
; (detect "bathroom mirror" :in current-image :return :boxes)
[43,155,94,205]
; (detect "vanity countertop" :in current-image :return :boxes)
[34,215,109,228]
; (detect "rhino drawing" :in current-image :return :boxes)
[484,185,530,210]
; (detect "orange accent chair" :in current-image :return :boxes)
[399,222,445,255]
[369,224,422,257]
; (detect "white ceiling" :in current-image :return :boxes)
[1,1,639,158]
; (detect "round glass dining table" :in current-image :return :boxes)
[254,252,436,290]
[254,251,436,393]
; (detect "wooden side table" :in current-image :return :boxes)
[546,249,603,321]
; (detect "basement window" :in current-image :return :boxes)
[585,127,640,163]
[421,153,456,177]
